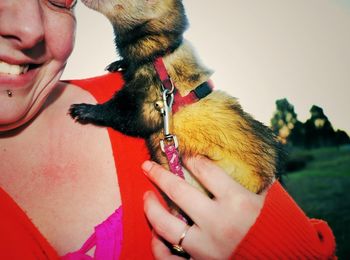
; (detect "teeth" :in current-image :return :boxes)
[0,61,30,75]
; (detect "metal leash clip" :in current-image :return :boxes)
[160,88,178,152]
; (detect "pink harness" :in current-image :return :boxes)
[153,57,213,178]
[153,57,213,113]
[153,57,213,222]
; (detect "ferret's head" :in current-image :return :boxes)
[82,0,187,33]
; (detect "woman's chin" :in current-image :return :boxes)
[0,115,27,132]
[0,102,38,132]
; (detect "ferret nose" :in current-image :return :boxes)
[0,0,45,50]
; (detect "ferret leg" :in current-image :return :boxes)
[69,102,115,126]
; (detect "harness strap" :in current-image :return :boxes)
[153,56,212,225]
[173,81,213,113]
[153,57,213,113]
[153,57,173,91]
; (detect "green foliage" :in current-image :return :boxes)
[284,146,350,259]
[304,105,337,148]
[271,99,350,148]
[270,98,301,144]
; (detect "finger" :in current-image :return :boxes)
[151,233,184,260]
[144,190,221,260]
[144,191,201,258]
[142,161,215,225]
[183,156,250,199]
[144,190,192,245]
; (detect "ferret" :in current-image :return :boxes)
[69,0,285,194]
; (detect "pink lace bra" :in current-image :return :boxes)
[61,206,123,260]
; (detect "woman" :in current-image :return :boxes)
[0,0,336,259]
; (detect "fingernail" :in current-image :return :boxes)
[142,160,153,173]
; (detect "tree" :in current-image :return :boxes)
[304,105,336,148]
[270,98,303,145]
[288,120,305,147]
[335,130,350,146]
[271,100,349,148]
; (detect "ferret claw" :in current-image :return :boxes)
[105,60,127,72]
[69,104,96,123]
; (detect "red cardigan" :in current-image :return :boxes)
[0,72,336,259]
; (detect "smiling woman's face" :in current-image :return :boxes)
[0,0,76,131]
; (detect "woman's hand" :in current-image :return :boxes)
[142,156,268,260]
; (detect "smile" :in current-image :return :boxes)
[0,60,42,89]
[0,61,29,75]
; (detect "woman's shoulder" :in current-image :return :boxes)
[43,72,124,115]
[62,72,125,103]
[64,72,124,86]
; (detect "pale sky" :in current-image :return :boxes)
[63,0,350,134]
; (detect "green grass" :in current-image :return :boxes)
[283,146,350,259]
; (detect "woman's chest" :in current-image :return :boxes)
[0,120,121,255]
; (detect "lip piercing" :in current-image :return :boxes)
[6,90,13,97]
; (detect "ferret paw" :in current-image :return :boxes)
[69,103,98,123]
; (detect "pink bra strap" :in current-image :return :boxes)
[94,207,123,259]
[61,206,123,260]
[79,233,97,254]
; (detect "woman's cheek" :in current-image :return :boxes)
[46,13,76,62]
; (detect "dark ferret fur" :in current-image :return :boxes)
[69,0,285,193]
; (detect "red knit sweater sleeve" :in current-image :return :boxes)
[232,181,336,259]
